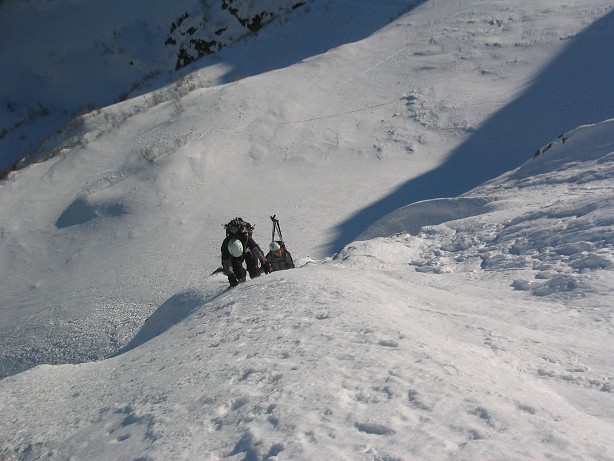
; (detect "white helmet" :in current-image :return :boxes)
[228,239,243,257]
[270,241,281,252]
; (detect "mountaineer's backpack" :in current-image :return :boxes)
[224,217,254,238]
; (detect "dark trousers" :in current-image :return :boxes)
[228,252,260,285]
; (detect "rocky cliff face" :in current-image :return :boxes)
[166,0,308,70]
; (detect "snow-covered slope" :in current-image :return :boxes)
[360,119,614,294]
[0,0,313,172]
[1,0,613,459]
[1,120,614,460]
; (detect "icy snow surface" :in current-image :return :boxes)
[1,0,614,460]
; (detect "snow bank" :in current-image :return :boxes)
[365,119,614,296]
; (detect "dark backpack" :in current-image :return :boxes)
[224,217,254,237]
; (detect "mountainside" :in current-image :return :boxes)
[1,119,613,460]
[1,0,613,459]
[0,0,312,174]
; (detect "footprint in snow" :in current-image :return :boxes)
[354,422,395,435]
[378,339,399,348]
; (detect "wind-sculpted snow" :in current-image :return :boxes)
[2,258,613,459]
[363,120,614,298]
[357,197,491,239]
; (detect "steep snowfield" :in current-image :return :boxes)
[1,121,614,459]
[1,0,613,459]
[0,0,313,170]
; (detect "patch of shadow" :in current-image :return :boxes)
[516,403,536,415]
[228,431,260,461]
[469,406,491,422]
[56,197,129,228]
[354,422,395,436]
[56,197,98,228]
[266,443,285,458]
[103,203,129,218]
[111,291,205,357]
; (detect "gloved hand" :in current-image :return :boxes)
[262,261,272,273]
[222,261,233,276]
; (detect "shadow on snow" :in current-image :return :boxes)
[111,291,208,357]
[328,10,614,253]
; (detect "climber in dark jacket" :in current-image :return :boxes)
[221,230,271,287]
[265,241,295,272]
